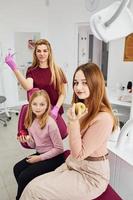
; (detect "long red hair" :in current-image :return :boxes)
[72,63,118,132]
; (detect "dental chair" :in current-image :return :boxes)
[18,103,68,148]
[93,185,122,200]
[0,95,9,127]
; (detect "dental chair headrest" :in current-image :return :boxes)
[27,88,40,101]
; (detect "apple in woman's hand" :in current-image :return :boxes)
[75,102,86,115]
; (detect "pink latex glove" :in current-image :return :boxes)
[50,106,59,120]
[5,53,17,71]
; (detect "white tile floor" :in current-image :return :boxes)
[0,113,37,200]
[0,111,69,200]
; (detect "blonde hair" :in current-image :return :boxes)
[30,39,67,95]
[72,63,118,132]
[24,90,51,129]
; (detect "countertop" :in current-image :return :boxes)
[108,140,133,166]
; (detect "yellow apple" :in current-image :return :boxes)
[75,102,86,115]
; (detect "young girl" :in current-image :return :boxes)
[20,63,118,200]
[5,39,67,119]
[14,89,65,200]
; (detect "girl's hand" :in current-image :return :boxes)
[17,135,27,143]
[26,155,41,163]
[25,135,34,142]
[17,135,34,143]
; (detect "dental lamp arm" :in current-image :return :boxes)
[105,0,130,27]
[129,91,133,120]
[117,119,133,147]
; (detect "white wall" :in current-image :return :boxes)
[0,0,48,107]
[15,32,40,67]
[107,37,133,91]
[47,0,90,103]
[0,0,48,52]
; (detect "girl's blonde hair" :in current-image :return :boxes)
[24,90,51,129]
[72,63,118,132]
[31,39,67,95]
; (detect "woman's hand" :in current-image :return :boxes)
[5,53,17,71]
[67,103,78,122]
[50,105,59,120]
[26,155,41,163]
[67,103,87,122]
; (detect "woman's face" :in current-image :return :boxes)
[74,70,90,100]
[36,44,49,64]
[31,95,47,118]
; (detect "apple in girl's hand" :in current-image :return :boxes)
[26,135,30,140]
[75,102,86,115]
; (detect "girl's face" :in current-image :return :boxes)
[74,70,90,100]
[31,96,47,118]
[36,44,49,64]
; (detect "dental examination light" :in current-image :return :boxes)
[90,0,133,43]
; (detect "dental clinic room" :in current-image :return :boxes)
[0,0,133,200]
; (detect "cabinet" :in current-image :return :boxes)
[106,87,131,124]
[109,149,133,200]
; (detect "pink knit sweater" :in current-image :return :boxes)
[68,112,113,160]
[27,116,64,161]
